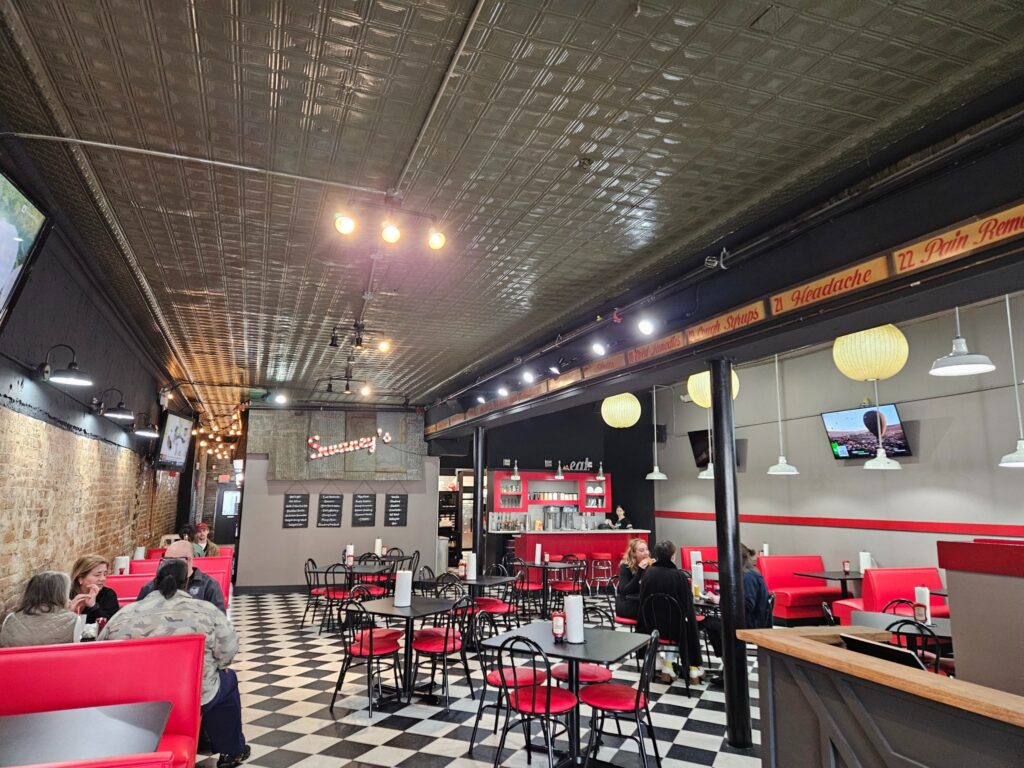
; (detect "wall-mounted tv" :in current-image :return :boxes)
[821,404,911,460]
[687,430,742,469]
[157,412,193,469]
[0,170,48,335]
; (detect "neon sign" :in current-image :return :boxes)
[308,428,392,460]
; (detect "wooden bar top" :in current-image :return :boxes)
[738,627,1024,729]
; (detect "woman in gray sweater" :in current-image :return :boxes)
[1,571,90,647]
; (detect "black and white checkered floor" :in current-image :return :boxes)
[211,592,761,768]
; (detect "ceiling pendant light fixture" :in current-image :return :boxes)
[360,384,372,396]
[687,369,739,409]
[37,344,93,387]
[698,409,715,480]
[134,420,160,439]
[326,380,334,393]
[645,386,667,480]
[833,324,907,470]
[428,229,446,250]
[510,460,521,481]
[378,339,391,353]
[999,294,1024,468]
[334,213,356,235]
[601,393,642,428]
[522,370,535,383]
[637,318,655,336]
[595,461,605,481]
[929,306,995,376]
[497,386,509,397]
[591,341,606,357]
[476,395,485,404]
[344,380,353,395]
[554,461,565,480]
[767,354,799,476]
[329,327,339,348]
[381,220,401,244]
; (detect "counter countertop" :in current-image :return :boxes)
[502,529,651,535]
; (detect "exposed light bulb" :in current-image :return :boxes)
[334,214,356,235]
[522,370,535,383]
[191,429,198,436]
[381,221,401,243]
[592,342,606,356]
[638,318,655,336]
[428,230,446,250]
[360,385,371,396]
[549,366,560,375]
[476,395,486,404]
[497,387,509,397]
[273,393,288,405]
[378,339,391,352]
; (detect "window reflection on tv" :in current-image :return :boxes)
[0,171,47,328]
[821,404,911,460]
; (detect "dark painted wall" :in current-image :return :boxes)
[603,396,657,536]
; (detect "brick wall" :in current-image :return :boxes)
[0,405,180,613]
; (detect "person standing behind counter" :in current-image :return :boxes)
[611,504,633,529]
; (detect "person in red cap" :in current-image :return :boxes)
[193,522,221,558]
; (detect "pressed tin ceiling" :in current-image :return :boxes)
[2,0,1024,424]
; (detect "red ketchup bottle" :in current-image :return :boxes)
[457,557,467,579]
[552,610,566,643]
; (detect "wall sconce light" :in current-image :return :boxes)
[37,344,92,387]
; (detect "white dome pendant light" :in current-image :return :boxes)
[767,354,799,475]
[929,306,995,376]
[646,387,668,480]
[999,295,1024,468]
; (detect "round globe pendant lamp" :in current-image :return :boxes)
[601,392,642,428]
[687,370,739,409]
[832,324,908,470]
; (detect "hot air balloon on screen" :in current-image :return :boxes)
[863,409,887,443]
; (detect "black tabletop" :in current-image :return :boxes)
[361,596,455,619]
[526,561,577,570]
[310,564,389,575]
[794,570,864,580]
[464,574,517,587]
[850,610,952,637]
[482,620,650,664]
[0,701,170,766]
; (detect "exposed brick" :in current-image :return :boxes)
[0,406,179,613]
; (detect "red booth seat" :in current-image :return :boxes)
[757,555,841,621]
[679,546,718,573]
[0,635,203,768]
[832,567,949,625]
[146,548,166,560]
[107,569,231,609]
[131,556,233,576]
[28,753,174,768]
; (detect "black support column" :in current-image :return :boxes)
[472,426,485,557]
[710,358,752,748]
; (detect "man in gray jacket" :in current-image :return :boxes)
[136,539,226,611]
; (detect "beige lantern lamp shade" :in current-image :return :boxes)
[686,370,740,409]
[832,324,909,382]
[601,393,642,428]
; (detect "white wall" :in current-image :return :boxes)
[236,455,441,587]
[655,296,1024,573]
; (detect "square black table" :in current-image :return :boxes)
[482,620,651,767]
[793,570,864,599]
[0,701,170,766]
[463,573,517,597]
[310,563,389,576]
[850,610,952,638]
[524,561,577,617]
[360,596,455,702]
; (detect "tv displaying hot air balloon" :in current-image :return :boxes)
[821,404,911,460]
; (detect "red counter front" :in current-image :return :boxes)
[513,530,650,563]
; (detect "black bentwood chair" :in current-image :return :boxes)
[581,630,663,768]
[492,635,577,768]
[411,594,475,712]
[639,593,693,695]
[302,558,325,627]
[330,599,402,718]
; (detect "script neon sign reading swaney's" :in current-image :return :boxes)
[307,429,392,460]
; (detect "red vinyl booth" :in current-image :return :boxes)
[679,546,717,572]
[106,570,231,609]
[146,548,166,560]
[832,567,949,625]
[131,556,233,576]
[0,635,203,768]
[27,754,174,768]
[757,555,841,621]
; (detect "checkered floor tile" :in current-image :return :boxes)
[206,592,761,768]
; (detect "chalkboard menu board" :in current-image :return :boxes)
[282,493,310,528]
[384,494,408,527]
[317,494,343,527]
[352,493,377,527]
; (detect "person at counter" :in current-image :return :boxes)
[615,538,652,619]
[611,504,633,529]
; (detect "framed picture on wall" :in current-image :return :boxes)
[0,169,49,338]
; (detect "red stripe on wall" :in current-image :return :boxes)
[654,510,1024,537]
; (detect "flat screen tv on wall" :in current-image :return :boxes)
[0,170,49,336]
[821,404,912,460]
[687,430,742,469]
[157,412,194,469]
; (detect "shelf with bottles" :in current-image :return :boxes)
[489,468,611,513]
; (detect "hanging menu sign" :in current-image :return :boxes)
[282,493,310,529]
[625,331,688,365]
[685,300,767,345]
[384,494,408,527]
[316,494,343,527]
[352,493,377,527]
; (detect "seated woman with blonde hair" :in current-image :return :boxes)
[615,537,652,620]
[70,554,120,623]
[0,571,90,647]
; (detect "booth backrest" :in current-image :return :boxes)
[219,545,235,560]
[203,568,231,609]
[973,538,1024,546]
[146,548,166,560]
[861,567,945,610]
[30,752,174,768]
[679,546,718,572]
[105,574,156,605]
[756,555,828,590]
[0,635,203,743]
[131,556,232,576]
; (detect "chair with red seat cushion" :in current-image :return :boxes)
[580,629,662,767]
[319,563,354,634]
[551,662,613,685]
[833,567,949,625]
[640,593,695,696]
[411,595,475,712]
[492,634,578,768]
[474,571,521,630]
[756,555,842,622]
[511,558,543,619]
[303,558,325,627]
[550,560,587,612]
[330,599,402,719]
[0,635,203,768]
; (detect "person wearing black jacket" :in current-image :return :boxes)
[638,540,702,683]
[136,540,226,612]
[70,555,120,623]
[615,538,652,619]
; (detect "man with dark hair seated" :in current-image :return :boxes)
[639,539,702,684]
[137,539,225,611]
[99,559,249,767]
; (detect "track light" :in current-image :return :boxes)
[591,341,606,357]
[522,370,535,383]
[273,393,288,405]
[497,386,509,397]
[329,327,339,348]
[476,395,486,404]
[378,340,391,352]
[428,229,446,250]
[334,214,356,235]
[549,365,560,375]
[134,422,160,439]
[638,318,655,336]
[381,221,401,244]
[354,336,364,350]
[38,344,92,387]
[344,380,353,395]
[326,380,334,393]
